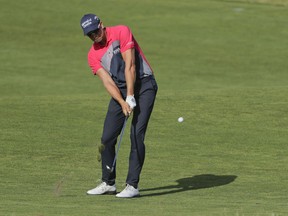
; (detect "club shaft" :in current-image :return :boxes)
[110,116,129,172]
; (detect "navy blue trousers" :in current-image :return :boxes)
[101,76,158,188]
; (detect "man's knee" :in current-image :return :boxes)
[130,128,145,143]
[101,135,116,146]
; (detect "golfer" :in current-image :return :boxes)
[80,14,158,198]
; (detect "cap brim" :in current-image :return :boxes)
[83,25,99,35]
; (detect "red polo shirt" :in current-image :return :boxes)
[87,25,153,87]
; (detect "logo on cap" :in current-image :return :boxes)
[82,16,99,28]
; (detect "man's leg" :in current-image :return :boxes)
[126,77,158,188]
[101,98,126,185]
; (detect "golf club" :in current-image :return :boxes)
[106,115,129,173]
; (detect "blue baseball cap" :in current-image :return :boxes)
[80,14,101,35]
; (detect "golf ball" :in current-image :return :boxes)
[178,117,184,123]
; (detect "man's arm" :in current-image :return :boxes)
[122,48,136,109]
[97,68,131,116]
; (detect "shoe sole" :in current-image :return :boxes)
[115,194,140,198]
[87,191,117,195]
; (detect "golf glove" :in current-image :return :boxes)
[126,95,136,109]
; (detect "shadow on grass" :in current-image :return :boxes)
[140,174,237,197]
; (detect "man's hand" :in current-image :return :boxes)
[120,100,132,116]
[126,95,136,109]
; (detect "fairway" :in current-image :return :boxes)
[1,0,288,215]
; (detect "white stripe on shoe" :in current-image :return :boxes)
[116,184,140,198]
[87,182,116,195]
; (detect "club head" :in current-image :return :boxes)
[106,165,114,173]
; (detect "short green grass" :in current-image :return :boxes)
[1,0,288,215]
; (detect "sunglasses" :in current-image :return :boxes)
[87,28,101,37]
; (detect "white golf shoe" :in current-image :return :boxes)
[86,182,116,195]
[116,184,140,198]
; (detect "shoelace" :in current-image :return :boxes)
[125,185,136,191]
[97,182,107,189]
